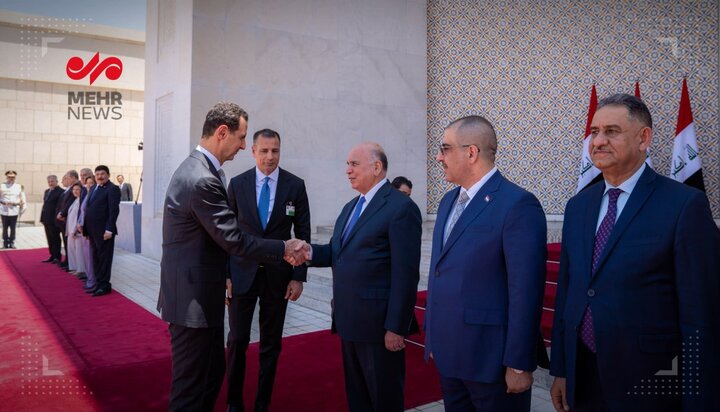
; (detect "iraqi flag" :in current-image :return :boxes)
[634,81,654,168]
[576,84,602,193]
[669,78,705,192]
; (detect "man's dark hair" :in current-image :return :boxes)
[95,165,110,174]
[597,93,653,128]
[202,102,249,138]
[391,176,413,190]
[253,128,281,143]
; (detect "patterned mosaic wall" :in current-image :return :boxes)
[427,0,719,218]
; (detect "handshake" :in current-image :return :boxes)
[284,239,311,266]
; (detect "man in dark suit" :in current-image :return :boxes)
[307,142,422,412]
[157,102,307,412]
[424,116,547,411]
[550,94,720,412]
[82,165,121,297]
[225,128,311,412]
[40,174,64,263]
[55,170,79,269]
[117,174,133,201]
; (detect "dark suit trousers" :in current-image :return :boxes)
[89,234,114,289]
[169,324,225,412]
[2,215,18,244]
[227,267,290,410]
[341,339,405,412]
[574,340,609,412]
[43,223,62,259]
[439,374,531,412]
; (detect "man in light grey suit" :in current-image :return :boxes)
[117,174,133,201]
[157,102,307,412]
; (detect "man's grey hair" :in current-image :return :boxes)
[597,93,653,129]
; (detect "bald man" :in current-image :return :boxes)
[425,115,547,411]
[308,142,422,412]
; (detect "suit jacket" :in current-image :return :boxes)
[41,186,64,225]
[120,183,133,202]
[157,150,286,329]
[550,167,720,411]
[227,167,311,294]
[83,181,121,241]
[311,181,422,343]
[54,187,74,231]
[424,171,547,383]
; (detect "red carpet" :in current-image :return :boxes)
[0,249,441,411]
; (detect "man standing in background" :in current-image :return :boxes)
[82,165,121,297]
[41,175,64,262]
[117,174,133,202]
[225,128,311,412]
[1,170,23,249]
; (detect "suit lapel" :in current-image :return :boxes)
[583,183,605,282]
[267,169,289,231]
[195,150,228,199]
[592,167,657,278]
[439,172,502,260]
[432,187,458,263]
[244,171,263,231]
[333,199,355,251]
[339,182,391,252]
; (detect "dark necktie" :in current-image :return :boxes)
[89,185,101,203]
[580,188,623,353]
[258,177,270,230]
[341,196,365,245]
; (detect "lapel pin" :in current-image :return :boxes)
[484,195,492,202]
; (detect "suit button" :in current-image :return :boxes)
[587,289,595,297]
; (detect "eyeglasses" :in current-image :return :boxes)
[438,144,471,155]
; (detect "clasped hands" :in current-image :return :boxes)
[284,239,311,266]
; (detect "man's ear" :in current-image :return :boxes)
[639,126,652,152]
[214,124,229,141]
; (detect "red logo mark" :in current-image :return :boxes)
[66,52,123,85]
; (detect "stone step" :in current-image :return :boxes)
[297,281,333,315]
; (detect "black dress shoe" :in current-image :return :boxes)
[226,405,242,412]
[92,287,111,297]
[78,276,88,281]
[42,257,54,263]
[85,288,97,294]
[51,258,60,264]
[83,284,96,290]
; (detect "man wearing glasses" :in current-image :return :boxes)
[424,115,547,411]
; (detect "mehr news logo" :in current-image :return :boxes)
[66,52,123,120]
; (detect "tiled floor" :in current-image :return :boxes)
[4,224,555,412]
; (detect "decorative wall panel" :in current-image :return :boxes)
[427,0,719,218]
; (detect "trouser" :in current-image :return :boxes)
[1,215,17,246]
[43,223,62,259]
[169,324,225,412]
[226,266,290,410]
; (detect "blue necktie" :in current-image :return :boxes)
[258,177,270,230]
[89,185,100,203]
[342,196,365,245]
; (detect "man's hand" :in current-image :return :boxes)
[505,368,533,393]
[384,331,405,352]
[103,230,112,240]
[550,377,569,411]
[56,213,65,221]
[284,239,309,266]
[225,279,232,306]
[284,280,303,301]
